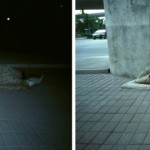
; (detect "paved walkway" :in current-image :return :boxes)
[76,73,150,150]
[0,69,71,149]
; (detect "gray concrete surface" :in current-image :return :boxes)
[104,0,150,78]
[76,73,150,150]
[0,68,71,149]
[76,38,110,72]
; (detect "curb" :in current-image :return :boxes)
[76,38,87,40]
[7,64,70,69]
[76,69,110,74]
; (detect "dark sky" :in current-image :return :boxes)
[0,0,72,60]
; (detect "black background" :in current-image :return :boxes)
[0,0,72,64]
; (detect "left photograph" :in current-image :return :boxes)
[0,0,72,149]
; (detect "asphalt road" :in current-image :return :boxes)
[76,38,110,70]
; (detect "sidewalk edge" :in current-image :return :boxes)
[76,69,110,74]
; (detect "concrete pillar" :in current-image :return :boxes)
[104,0,150,78]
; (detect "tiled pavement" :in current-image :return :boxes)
[76,73,150,150]
[0,69,71,150]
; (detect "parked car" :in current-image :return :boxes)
[92,29,107,40]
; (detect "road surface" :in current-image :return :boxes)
[76,38,110,70]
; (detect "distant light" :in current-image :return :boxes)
[7,17,10,21]
[60,5,63,8]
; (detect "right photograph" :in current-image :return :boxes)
[75,0,150,150]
